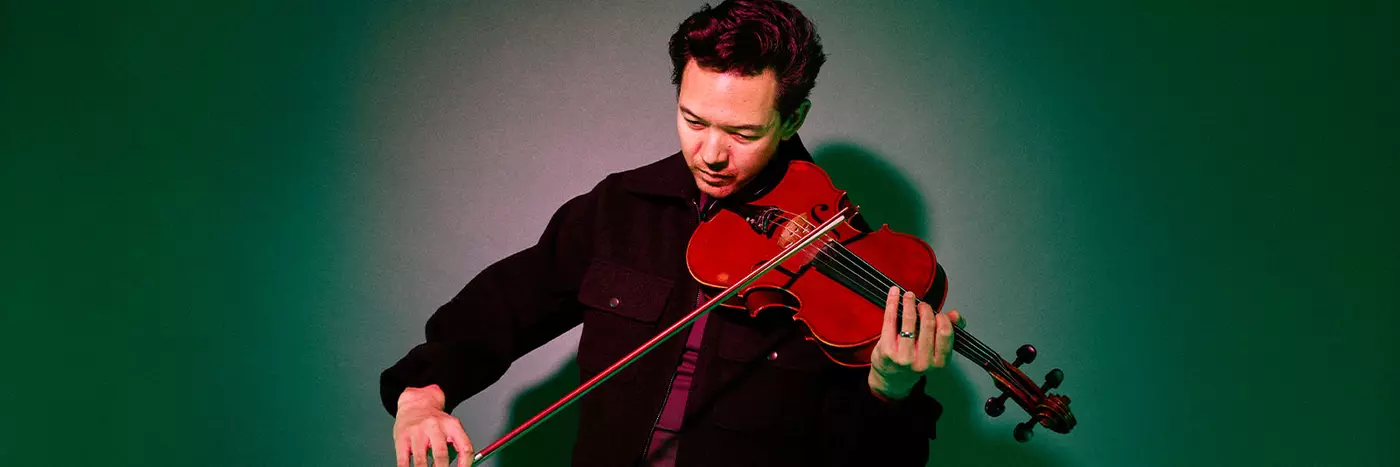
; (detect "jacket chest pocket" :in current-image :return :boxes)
[575,259,675,377]
[710,316,836,436]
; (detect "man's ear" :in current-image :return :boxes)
[779,100,811,141]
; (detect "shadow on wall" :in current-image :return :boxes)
[809,141,931,241]
[497,142,1068,466]
[497,359,581,467]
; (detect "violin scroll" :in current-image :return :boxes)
[980,341,1076,442]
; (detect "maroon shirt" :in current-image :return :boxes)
[643,193,718,466]
[643,310,709,465]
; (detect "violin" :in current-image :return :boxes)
[686,160,1077,442]
[470,159,1075,464]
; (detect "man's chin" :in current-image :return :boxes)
[698,185,735,199]
[695,181,739,199]
[694,175,738,198]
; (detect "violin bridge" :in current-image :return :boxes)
[774,212,818,251]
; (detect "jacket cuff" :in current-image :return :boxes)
[863,376,942,440]
[379,342,494,417]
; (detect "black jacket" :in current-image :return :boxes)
[382,136,941,466]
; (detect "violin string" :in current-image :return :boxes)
[767,211,934,316]
[803,248,1023,388]
[764,209,1000,367]
[787,219,1036,395]
[768,211,1030,391]
[804,237,1011,369]
[807,249,1010,374]
[765,212,1009,368]
[769,211,934,318]
[802,237,1030,392]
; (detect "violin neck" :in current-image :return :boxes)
[950,326,1007,374]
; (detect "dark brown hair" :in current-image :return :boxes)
[668,0,827,120]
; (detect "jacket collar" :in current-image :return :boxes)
[621,133,815,202]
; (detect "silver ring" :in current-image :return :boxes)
[898,331,915,338]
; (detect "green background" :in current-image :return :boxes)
[3,1,1395,465]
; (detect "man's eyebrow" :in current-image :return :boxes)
[679,105,768,133]
[726,122,768,132]
[679,105,706,122]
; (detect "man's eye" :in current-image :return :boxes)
[736,134,760,142]
[686,120,705,128]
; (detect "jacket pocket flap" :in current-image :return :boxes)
[717,317,831,372]
[578,259,674,323]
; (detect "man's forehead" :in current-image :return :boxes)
[678,61,780,127]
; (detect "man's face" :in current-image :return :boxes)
[677,59,793,199]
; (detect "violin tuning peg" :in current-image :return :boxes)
[1012,344,1037,367]
[1014,419,1038,443]
[1041,368,1064,391]
[984,393,1009,417]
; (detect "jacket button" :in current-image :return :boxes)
[767,351,779,361]
[608,297,620,308]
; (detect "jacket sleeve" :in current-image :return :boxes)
[817,375,940,466]
[864,377,942,442]
[379,188,598,416]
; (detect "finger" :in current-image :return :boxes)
[880,286,899,356]
[899,291,918,359]
[395,432,411,467]
[429,427,450,467]
[915,301,938,371]
[948,309,966,329]
[932,312,954,368]
[411,433,428,467]
[443,420,474,467]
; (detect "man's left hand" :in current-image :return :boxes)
[868,286,965,400]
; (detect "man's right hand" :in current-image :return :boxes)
[393,385,474,467]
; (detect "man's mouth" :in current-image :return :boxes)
[698,171,731,184]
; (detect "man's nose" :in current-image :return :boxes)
[699,131,729,170]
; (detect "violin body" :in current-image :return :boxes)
[687,161,945,367]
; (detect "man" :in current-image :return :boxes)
[382,1,964,466]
